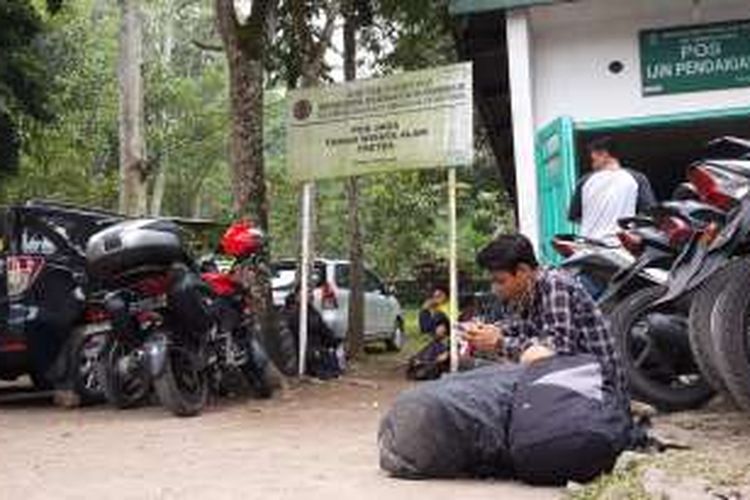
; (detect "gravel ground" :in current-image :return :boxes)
[0,361,560,500]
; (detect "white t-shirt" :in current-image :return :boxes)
[579,169,639,241]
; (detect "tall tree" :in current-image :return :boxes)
[215,0,281,365]
[343,0,364,359]
[118,0,149,215]
[149,0,175,216]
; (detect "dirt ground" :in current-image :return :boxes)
[3,354,750,500]
[0,355,559,500]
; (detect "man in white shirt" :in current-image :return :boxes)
[569,137,656,242]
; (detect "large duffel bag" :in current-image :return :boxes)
[379,364,523,479]
[508,354,631,486]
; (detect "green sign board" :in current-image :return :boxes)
[287,63,473,181]
[640,19,750,96]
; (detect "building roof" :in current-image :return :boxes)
[451,9,517,203]
[449,0,561,15]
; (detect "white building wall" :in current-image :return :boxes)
[529,0,750,129]
[507,9,541,249]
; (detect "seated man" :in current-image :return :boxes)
[406,313,450,381]
[284,285,341,379]
[465,233,626,393]
[379,233,628,479]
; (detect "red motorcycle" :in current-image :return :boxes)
[87,219,275,417]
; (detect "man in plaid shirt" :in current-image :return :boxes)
[464,233,627,393]
[379,233,632,480]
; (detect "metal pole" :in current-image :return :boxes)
[299,182,313,376]
[448,167,459,373]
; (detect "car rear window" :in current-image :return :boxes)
[271,261,327,290]
[335,265,382,292]
[335,264,350,289]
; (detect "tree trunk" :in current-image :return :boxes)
[215,0,281,367]
[117,0,148,216]
[151,0,174,217]
[344,3,365,360]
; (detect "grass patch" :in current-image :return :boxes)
[568,466,651,500]
[402,307,430,356]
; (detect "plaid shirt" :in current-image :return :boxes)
[496,269,626,392]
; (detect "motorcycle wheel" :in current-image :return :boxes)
[711,260,750,411]
[240,337,275,399]
[101,338,150,409]
[610,286,714,411]
[687,261,747,394]
[153,343,208,417]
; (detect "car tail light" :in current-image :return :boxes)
[133,274,170,296]
[6,256,45,298]
[0,339,27,353]
[552,238,577,258]
[688,165,741,211]
[617,231,644,256]
[658,215,692,248]
[321,282,338,310]
[84,308,110,323]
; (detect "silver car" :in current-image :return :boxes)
[271,259,405,351]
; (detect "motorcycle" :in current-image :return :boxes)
[552,234,638,307]
[87,219,275,417]
[662,153,750,411]
[605,200,727,411]
[552,184,709,311]
[610,139,750,410]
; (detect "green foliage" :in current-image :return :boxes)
[362,0,456,73]
[2,0,120,206]
[1,0,234,217]
[0,0,54,173]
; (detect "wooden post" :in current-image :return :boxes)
[448,167,459,372]
[298,182,314,376]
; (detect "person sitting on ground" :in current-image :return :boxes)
[284,285,341,379]
[419,285,450,337]
[464,233,626,392]
[379,233,630,480]
[406,313,451,381]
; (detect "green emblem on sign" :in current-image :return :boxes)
[640,19,750,97]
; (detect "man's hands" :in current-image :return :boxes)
[520,344,555,364]
[462,323,502,353]
[462,322,556,364]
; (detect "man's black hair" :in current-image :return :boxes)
[587,136,618,157]
[433,284,449,296]
[476,233,539,273]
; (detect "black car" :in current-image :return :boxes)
[0,200,122,400]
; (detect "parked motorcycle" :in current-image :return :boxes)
[87,219,275,417]
[552,234,637,306]
[553,185,708,311]
[606,200,726,411]
[611,139,750,410]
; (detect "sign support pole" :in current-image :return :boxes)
[298,182,313,376]
[448,167,459,373]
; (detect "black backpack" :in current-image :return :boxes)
[508,354,631,486]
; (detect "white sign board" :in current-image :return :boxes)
[287,63,474,181]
